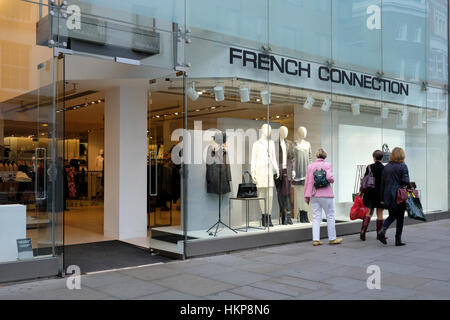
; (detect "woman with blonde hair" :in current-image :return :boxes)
[304,148,342,246]
[378,147,410,246]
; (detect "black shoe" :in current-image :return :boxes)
[281,212,287,225]
[262,214,268,227]
[286,212,293,225]
[395,235,406,246]
[268,215,274,227]
[377,226,388,245]
[303,211,310,223]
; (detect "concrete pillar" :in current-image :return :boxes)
[104,85,148,240]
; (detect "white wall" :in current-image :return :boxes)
[104,85,148,240]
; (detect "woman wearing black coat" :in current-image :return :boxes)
[359,150,385,241]
[378,147,410,246]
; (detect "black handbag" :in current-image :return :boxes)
[382,144,391,164]
[237,171,258,198]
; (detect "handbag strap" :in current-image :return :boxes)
[242,171,253,183]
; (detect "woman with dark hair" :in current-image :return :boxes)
[359,150,385,241]
[378,147,410,246]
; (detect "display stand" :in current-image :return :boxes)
[206,156,237,237]
[229,197,266,232]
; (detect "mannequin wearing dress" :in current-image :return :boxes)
[95,149,104,171]
[276,126,296,225]
[251,124,279,227]
[292,126,312,223]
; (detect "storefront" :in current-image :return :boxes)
[0,0,449,282]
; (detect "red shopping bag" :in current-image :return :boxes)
[350,195,368,220]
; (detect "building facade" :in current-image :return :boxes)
[0,0,448,282]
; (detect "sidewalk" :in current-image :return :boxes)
[1,219,450,300]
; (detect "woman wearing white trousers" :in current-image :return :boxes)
[304,148,342,246]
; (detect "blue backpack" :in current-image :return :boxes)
[313,167,330,189]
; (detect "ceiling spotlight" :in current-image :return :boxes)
[381,106,389,119]
[351,102,360,115]
[214,85,225,102]
[187,82,199,101]
[321,95,331,112]
[260,90,271,105]
[240,87,250,103]
[304,93,315,110]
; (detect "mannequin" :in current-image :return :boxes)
[251,124,279,227]
[206,131,232,195]
[276,126,296,225]
[95,149,104,171]
[95,149,104,199]
[292,126,312,223]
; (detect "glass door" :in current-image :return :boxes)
[34,55,65,258]
[148,75,183,229]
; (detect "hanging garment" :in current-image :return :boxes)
[251,138,279,188]
[206,140,232,194]
[292,139,312,185]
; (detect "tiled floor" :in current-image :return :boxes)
[2,219,450,300]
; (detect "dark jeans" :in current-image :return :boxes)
[383,203,407,236]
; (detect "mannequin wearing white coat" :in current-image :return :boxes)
[251,124,279,227]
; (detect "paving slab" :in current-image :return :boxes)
[92,278,168,299]
[154,274,236,296]
[230,285,292,300]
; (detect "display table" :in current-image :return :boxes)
[0,204,26,263]
[229,197,266,232]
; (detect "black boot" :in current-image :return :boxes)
[395,235,406,246]
[262,214,268,227]
[377,226,388,245]
[281,211,287,225]
[303,211,310,223]
[268,214,274,227]
[286,211,293,225]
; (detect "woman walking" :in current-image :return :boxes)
[304,148,342,246]
[359,150,385,241]
[378,147,410,246]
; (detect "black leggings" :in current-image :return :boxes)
[383,204,407,237]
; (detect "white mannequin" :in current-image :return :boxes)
[251,124,279,225]
[293,126,312,222]
[95,149,104,171]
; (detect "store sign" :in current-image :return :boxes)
[16,238,33,260]
[186,43,425,107]
[230,47,409,96]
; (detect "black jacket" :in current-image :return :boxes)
[362,161,384,209]
[206,143,232,195]
[380,162,410,210]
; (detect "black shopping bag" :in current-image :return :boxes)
[405,192,426,222]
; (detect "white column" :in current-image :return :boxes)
[104,85,148,240]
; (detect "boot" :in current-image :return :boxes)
[395,235,406,246]
[286,211,293,225]
[268,215,274,227]
[303,211,310,223]
[300,210,310,223]
[360,216,371,241]
[281,211,287,225]
[262,214,268,227]
[377,226,388,245]
[376,220,387,240]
